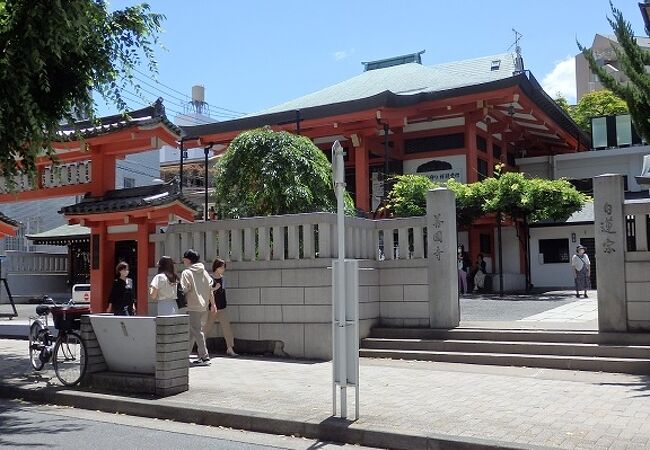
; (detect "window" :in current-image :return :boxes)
[491,60,501,71]
[616,115,632,146]
[569,178,593,195]
[477,158,488,181]
[539,238,570,264]
[480,233,491,253]
[492,144,502,159]
[592,117,607,149]
[404,133,464,154]
[123,177,135,188]
[476,135,487,152]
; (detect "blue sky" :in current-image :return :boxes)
[100,0,647,120]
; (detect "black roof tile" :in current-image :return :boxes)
[60,179,200,216]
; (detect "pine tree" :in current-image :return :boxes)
[578,2,650,140]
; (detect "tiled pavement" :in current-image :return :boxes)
[2,338,650,449]
[519,298,598,323]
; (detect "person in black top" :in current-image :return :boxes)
[108,262,135,316]
[203,258,237,356]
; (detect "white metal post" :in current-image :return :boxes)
[332,141,347,418]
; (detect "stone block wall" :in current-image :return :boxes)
[80,314,189,397]
[375,260,429,328]
[155,315,190,396]
[625,252,650,331]
[79,315,107,378]
[205,260,380,360]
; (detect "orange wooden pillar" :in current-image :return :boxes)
[89,224,114,313]
[354,137,370,211]
[465,116,478,183]
[136,222,150,315]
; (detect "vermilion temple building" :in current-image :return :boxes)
[182,51,589,289]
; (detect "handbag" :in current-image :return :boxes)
[176,282,187,309]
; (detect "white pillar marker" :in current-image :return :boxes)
[331,140,359,420]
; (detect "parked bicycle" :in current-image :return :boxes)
[28,295,90,386]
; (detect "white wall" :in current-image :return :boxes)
[117,149,160,187]
[517,146,650,193]
[529,224,593,288]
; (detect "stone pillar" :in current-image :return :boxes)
[594,174,627,332]
[79,315,107,385]
[155,315,190,397]
[426,188,459,328]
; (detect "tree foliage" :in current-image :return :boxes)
[578,2,650,141]
[554,91,628,132]
[213,128,353,218]
[385,167,589,224]
[0,0,164,180]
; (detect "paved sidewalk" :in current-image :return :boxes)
[1,338,650,449]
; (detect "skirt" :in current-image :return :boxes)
[157,299,178,316]
[575,266,591,291]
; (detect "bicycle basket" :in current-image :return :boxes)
[51,306,91,331]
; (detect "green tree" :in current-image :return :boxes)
[578,2,650,140]
[0,0,164,180]
[571,90,628,131]
[554,94,573,116]
[214,128,352,218]
[385,174,438,217]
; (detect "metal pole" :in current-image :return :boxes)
[204,145,212,221]
[179,139,184,193]
[383,123,389,181]
[333,140,347,418]
[497,213,504,297]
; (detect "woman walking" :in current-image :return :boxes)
[571,245,591,298]
[180,249,213,366]
[150,256,179,316]
[107,262,135,316]
[204,258,237,356]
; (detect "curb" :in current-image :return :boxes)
[0,382,548,450]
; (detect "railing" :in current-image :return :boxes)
[150,212,428,263]
[3,250,68,273]
[623,200,650,253]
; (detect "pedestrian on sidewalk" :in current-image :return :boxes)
[473,253,487,293]
[457,245,469,295]
[180,249,213,366]
[107,262,135,316]
[204,258,237,357]
[571,245,591,298]
[149,256,179,316]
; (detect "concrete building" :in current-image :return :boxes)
[518,114,650,288]
[575,34,650,101]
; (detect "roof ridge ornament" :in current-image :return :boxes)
[362,50,426,72]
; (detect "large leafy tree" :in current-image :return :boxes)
[0,0,164,180]
[578,2,650,140]
[555,91,628,132]
[214,128,352,218]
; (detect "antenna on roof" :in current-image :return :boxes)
[509,28,525,74]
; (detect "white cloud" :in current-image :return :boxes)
[333,49,354,61]
[541,56,577,104]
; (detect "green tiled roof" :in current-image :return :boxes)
[253,53,517,116]
[26,223,90,245]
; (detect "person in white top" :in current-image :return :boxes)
[149,256,179,316]
[571,245,591,298]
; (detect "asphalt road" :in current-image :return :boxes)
[0,399,379,450]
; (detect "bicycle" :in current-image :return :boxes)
[28,295,91,386]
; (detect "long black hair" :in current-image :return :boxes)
[157,256,178,283]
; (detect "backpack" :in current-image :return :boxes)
[176,282,187,309]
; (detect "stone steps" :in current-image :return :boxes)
[360,328,650,374]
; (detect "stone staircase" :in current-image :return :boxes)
[360,328,650,374]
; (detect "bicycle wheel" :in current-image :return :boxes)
[28,321,48,371]
[53,331,87,386]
